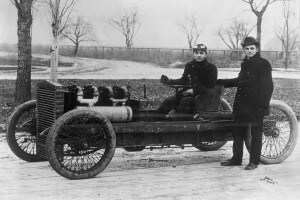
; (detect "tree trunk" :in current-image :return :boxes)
[126,36,132,49]
[73,43,79,56]
[284,51,288,70]
[256,15,262,52]
[188,40,192,49]
[15,1,33,105]
[50,36,59,82]
[285,18,289,70]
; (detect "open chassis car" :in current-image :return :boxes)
[6,80,299,180]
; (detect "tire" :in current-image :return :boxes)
[245,100,299,164]
[6,100,45,162]
[46,109,116,179]
[193,98,231,151]
[219,97,232,112]
[123,146,146,152]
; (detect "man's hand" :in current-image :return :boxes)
[182,88,194,96]
[160,75,169,84]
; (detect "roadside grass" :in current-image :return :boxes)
[0,78,299,132]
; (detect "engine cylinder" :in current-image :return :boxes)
[77,106,132,122]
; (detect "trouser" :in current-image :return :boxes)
[231,115,264,165]
[156,95,179,116]
[156,95,194,120]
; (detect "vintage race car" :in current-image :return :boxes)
[6,80,299,179]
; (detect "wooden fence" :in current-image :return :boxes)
[0,43,298,68]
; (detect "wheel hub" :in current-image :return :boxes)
[82,142,89,149]
[264,126,280,138]
[271,128,280,138]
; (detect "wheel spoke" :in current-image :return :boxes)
[261,106,294,159]
[52,114,113,173]
[15,113,37,154]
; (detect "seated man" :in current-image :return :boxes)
[156,44,218,120]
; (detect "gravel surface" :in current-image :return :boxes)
[1,129,300,200]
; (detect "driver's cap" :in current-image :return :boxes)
[192,44,207,54]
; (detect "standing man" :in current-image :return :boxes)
[218,37,274,170]
[157,44,217,120]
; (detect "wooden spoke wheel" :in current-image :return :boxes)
[193,98,231,151]
[46,109,116,179]
[123,146,146,152]
[245,100,298,164]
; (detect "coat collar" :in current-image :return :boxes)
[192,58,209,67]
[242,52,260,63]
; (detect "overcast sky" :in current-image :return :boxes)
[0,0,299,50]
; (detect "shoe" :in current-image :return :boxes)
[220,159,242,166]
[245,162,258,170]
[166,109,176,119]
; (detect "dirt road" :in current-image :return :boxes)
[1,131,300,200]
[1,54,300,199]
[0,55,299,80]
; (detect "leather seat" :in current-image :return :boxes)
[194,85,224,113]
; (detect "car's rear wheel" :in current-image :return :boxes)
[193,98,231,151]
[124,146,146,152]
[245,100,298,164]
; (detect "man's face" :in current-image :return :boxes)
[244,44,258,57]
[193,51,206,61]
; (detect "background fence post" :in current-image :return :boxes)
[102,47,105,59]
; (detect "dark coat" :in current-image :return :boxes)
[218,53,273,116]
[168,58,217,96]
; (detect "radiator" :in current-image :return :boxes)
[36,80,64,159]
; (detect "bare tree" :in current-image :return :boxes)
[178,15,206,49]
[218,19,255,51]
[10,0,35,104]
[274,0,298,69]
[242,0,278,50]
[62,16,97,56]
[44,0,76,81]
[109,8,141,48]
